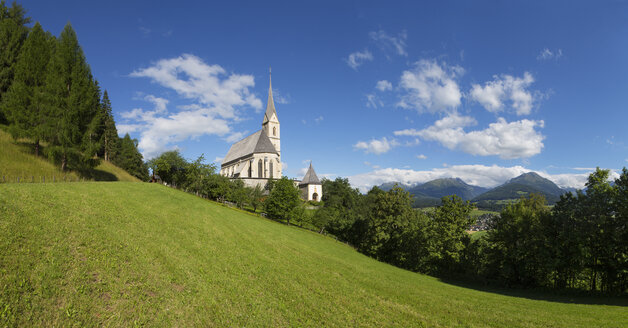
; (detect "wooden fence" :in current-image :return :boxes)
[0,175,87,183]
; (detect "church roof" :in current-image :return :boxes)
[222,129,278,166]
[300,162,321,185]
[262,70,278,124]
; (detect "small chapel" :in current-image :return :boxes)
[220,71,323,201]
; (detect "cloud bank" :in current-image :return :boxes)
[123,54,262,158]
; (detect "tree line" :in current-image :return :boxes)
[147,150,305,223]
[307,168,627,295]
[0,1,147,180]
[149,148,627,295]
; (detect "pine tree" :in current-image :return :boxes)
[1,22,53,156]
[0,1,30,122]
[101,90,118,161]
[43,23,98,171]
[114,133,149,181]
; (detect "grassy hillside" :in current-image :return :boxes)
[0,128,139,182]
[1,183,626,327]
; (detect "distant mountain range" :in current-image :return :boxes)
[378,172,575,209]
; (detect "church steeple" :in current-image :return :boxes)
[263,67,277,124]
[262,67,280,155]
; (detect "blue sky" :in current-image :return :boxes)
[22,0,628,190]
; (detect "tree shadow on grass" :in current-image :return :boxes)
[437,277,628,306]
[77,168,118,181]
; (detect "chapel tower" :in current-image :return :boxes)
[262,68,280,155]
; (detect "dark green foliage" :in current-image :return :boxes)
[312,178,364,238]
[248,184,264,212]
[357,186,416,264]
[0,0,30,122]
[42,23,100,171]
[1,22,53,156]
[468,168,628,294]
[264,177,302,224]
[147,150,188,187]
[112,134,148,181]
[483,193,553,287]
[100,90,118,161]
[425,195,475,275]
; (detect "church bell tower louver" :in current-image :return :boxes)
[262,67,280,155]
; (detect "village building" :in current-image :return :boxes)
[219,70,282,187]
[299,162,323,201]
[220,70,323,201]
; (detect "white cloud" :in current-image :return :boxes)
[272,88,290,104]
[537,48,563,61]
[417,154,427,160]
[395,113,545,159]
[366,94,383,108]
[314,116,324,124]
[376,80,393,92]
[348,164,604,193]
[354,137,399,155]
[369,30,408,56]
[125,54,261,158]
[213,157,223,164]
[397,59,464,113]
[470,72,536,115]
[224,131,247,143]
[345,49,373,70]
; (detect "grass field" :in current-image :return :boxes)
[0,128,139,183]
[0,183,626,327]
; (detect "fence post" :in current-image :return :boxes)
[53,175,55,183]
[31,176,34,183]
[43,176,45,183]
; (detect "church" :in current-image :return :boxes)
[220,71,323,201]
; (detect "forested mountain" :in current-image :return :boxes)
[473,172,566,204]
[380,178,488,207]
[408,178,488,200]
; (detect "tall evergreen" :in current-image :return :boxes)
[114,133,148,181]
[100,90,118,161]
[0,1,30,122]
[1,22,53,156]
[43,23,98,171]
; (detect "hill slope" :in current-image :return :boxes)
[0,183,625,326]
[409,178,488,200]
[0,128,139,182]
[474,172,565,204]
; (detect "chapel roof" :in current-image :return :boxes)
[222,129,278,166]
[300,162,321,185]
[262,69,277,124]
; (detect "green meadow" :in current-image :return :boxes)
[1,182,626,327]
[0,128,139,183]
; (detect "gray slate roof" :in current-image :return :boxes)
[262,76,278,124]
[222,129,278,166]
[300,163,321,185]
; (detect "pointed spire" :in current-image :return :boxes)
[263,66,277,124]
[300,162,321,185]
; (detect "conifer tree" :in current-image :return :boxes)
[44,23,98,171]
[100,90,118,161]
[1,22,53,156]
[0,1,30,122]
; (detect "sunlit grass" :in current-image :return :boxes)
[0,128,139,183]
[1,182,625,327]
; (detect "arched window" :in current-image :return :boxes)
[270,161,274,179]
[258,159,263,178]
[273,126,276,136]
[312,192,318,201]
[248,161,252,177]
